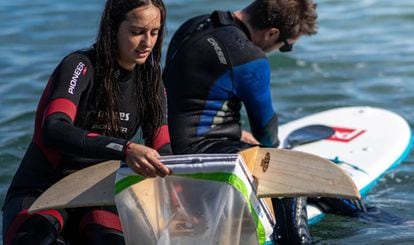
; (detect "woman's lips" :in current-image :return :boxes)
[136,50,150,58]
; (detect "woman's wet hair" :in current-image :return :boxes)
[95,0,166,144]
[245,0,318,40]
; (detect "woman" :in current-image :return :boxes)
[2,0,170,244]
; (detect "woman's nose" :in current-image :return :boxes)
[141,33,152,47]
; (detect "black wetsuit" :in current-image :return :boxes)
[164,11,279,154]
[2,48,171,245]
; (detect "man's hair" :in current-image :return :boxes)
[245,0,318,40]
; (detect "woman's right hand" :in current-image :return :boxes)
[124,142,171,178]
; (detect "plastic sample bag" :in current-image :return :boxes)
[114,154,275,245]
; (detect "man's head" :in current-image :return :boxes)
[242,0,318,53]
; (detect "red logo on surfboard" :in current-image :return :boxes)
[327,127,366,142]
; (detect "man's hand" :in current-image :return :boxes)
[241,130,260,145]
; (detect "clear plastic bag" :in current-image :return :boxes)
[115,154,274,245]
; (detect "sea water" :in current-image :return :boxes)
[1,0,414,243]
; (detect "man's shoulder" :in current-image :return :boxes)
[173,14,210,41]
[211,27,266,64]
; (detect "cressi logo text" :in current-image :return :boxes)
[207,38,227,65]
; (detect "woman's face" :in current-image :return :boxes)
[117,4,161,70]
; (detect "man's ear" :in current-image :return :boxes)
[266,28,280,41]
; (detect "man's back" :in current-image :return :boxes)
[164,11,277,154]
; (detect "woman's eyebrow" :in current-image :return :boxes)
[129,24,161,30]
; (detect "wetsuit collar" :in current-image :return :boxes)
[231,13,252,40]
[210,11,252,40]
[114,64,134,83]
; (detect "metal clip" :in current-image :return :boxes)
[261,152,270,172]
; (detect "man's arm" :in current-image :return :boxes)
[233,58,279,147]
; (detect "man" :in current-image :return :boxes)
[163,0,317,244]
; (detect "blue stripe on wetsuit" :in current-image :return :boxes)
[234,58,274,129]
[196,58,275,137]
[196,72,232,136]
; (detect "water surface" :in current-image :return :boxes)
[1,0,413,243]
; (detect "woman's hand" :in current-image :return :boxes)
[125,142,171,178]
[241,130,260,145]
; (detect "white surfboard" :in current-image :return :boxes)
[278,106,413,223]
